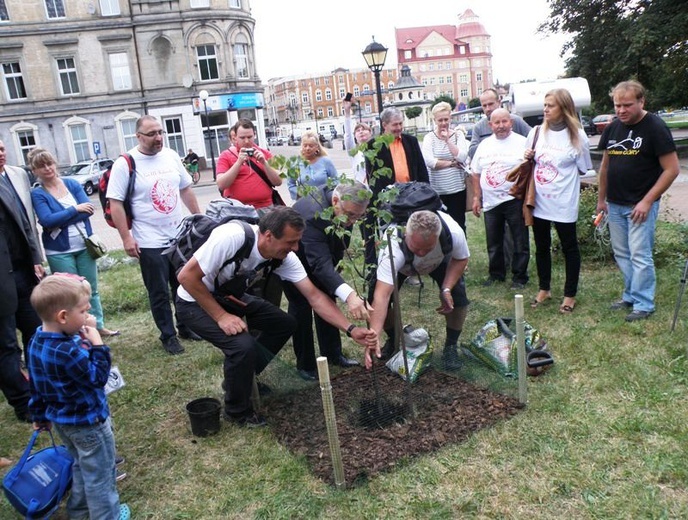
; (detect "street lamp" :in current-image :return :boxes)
[362,36,388,115]
[198,89,216,181]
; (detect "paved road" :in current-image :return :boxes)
[90,132,688,252]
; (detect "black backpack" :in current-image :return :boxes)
[99,154,135,229]
[163,199,278,296]
[377,182,453,264]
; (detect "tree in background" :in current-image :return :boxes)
[541,0,687,110]
[430,95,456,110]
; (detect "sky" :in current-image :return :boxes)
[250,0,571,85]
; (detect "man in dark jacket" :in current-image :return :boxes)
[282,182,371,380]
[363,107,429,271]
[0,139,44,422]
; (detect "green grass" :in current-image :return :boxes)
[2,209,688,519]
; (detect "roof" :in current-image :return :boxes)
[456,9,488,39]
[395,25,459,50]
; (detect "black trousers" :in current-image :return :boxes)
[484,199,530,284]
[176,293,296,415]
[0,268,40,415]
[282,281,342,371]
[532,217,580,297]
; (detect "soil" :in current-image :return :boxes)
[263,365,523,486]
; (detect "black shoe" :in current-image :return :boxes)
[330,355,360,368]
[442,344,462,371]
[482,278,503,287]
[510,281,527,290]
[223,411,267,428]
[297,369,317,381]
[380,339,395,360]
[162,336,185,355]
[610,299,633,311]
[179,329,203,341]
[15,409,32,423]
[625,310,653,322]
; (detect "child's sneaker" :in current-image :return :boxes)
[118,504,131,520]
[115,456,125,466]
[116,469,127,482]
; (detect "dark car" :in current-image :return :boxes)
[580,116,597,136]
[592,114,616,134]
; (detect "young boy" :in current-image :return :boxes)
[27,274,130,520]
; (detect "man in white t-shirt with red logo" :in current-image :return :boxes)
[470,108,530,288]
[107,115,201,355]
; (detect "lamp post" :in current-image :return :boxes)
[362,36,388,115]
[198,89,216,180]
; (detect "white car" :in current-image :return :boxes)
[62,159,114,195]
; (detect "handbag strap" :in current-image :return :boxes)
[5,430,59,486]
[531,125,541,150]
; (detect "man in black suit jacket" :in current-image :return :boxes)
[0,140,44,422]
[282,182,371,380]
[363,107,430,270]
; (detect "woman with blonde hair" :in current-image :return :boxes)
[29,148,119,336]
[288,130,339,200]
[421,101,469,232]
[525,88,592,314]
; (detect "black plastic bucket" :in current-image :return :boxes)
[186,397,221,437]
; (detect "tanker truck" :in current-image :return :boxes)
[502,77,592,127]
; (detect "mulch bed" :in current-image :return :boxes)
[263,365,523,486]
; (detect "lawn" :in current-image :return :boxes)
[2,208,688,519]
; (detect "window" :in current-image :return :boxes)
[477,87,483,96]
[197,44,219,81]
[57,58,80,95]
[109,53,131,90]
[190,0,209,6]
[421,78,428,86]
[428,63,434,71]
[327,107,333,117]
[324,78,329,85]
[388,81,394,89]
[429,77,435,85]
[476,72,483,82]
[234,37,249,79]
[1,0,9,21]
[119,117,137,151]
[362,84,370,94]
[446,75,452,84]
[325,89,332,101]
[317,108,323,118]
[404,50,412,59]
[99,0,119,15]
[446,61,451,69]
[459,74,468,83]
[2,62,27,100]
[315,90,322,102]
[314,78,320,86]
[364,102,371,114]
[338,74,344,83]
[439,76,444,84]
[229,0,240,7]
[70,124,90,162]
[301,91,309,104]
[437,63,443,70]
[459,46,466,55]
[338,87,345,99]
[353,86,359,96]
[45,0,65,18]
[164,118,185,156]
[460,88,468,97]
[17,130,36,164]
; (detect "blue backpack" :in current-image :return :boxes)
[3,429,74,519]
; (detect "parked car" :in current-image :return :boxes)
[267,136,284,146]
[580,116,597,136]
[62,158,114,195]
[592,114,616,134]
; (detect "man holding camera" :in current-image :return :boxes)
[216,119,283,215]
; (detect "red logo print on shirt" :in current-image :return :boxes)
[150,180,178,214]
[485,164,508,188]
[534,154,559,185]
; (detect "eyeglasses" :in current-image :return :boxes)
[138,130,166,137]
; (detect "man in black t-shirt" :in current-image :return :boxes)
[597,80,680,322]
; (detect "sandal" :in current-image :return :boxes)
[118,504,131,520]
[530,292,552,308]
[98,329,121,338]
[559,298,576,314]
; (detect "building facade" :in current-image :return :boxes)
[0,0,264,168]
[396,9,493,109]
[264,66,399,140]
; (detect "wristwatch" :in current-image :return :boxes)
[345,324,356,337]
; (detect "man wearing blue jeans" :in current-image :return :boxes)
[597,80,680,322]
[108,115,202,353]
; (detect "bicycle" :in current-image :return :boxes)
[183,160,200,185]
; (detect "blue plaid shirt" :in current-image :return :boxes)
[28,328,111,426]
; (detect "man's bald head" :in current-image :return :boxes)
[488,108,513,139]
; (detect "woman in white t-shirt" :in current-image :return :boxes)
[524,89,592,314]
